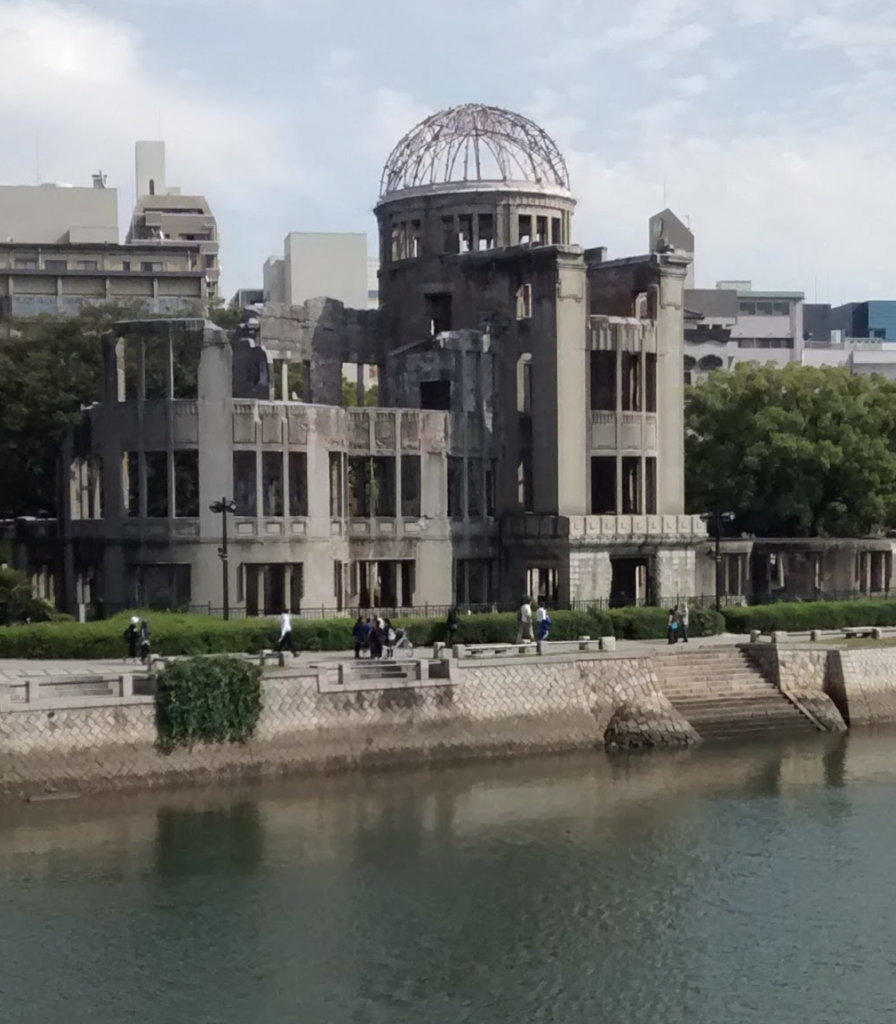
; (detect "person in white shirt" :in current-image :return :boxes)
[278,608,296,656]
[536,602,551,642]
[517,598,534,642]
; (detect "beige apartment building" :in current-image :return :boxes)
[62,104,705,616]
[0,143,218,317]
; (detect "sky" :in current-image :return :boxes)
[1,0,895,304]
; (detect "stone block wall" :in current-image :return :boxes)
[0,654,696,798]
[744,644,846,733]
[828,648,896,726]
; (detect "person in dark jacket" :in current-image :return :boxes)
[352,616,371,658]
[446,607,459,646]
[123,616,139,663]
[368,617,384,660]
[667,609,680,645]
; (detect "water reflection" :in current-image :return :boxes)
[1,731,896,1023]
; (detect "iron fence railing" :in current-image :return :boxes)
[89,589,895,623]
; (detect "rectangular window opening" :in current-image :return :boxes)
[441,216,458,254]
[518,453,534,512]
[517,283,533,320]
[401,455,421,518]
[477,213,495,250]
[262,451,284,517]
[420,379,451,410]
[621,352,642,412]
[535,216,548,245]
[551,217,562,244]
[518,214,532,245]
[124,451,140,518]
[457,215,473,253]
[233,450,257,517]
[341,362,380,406]
[145,451,169,518]
[425,293,453,335]
[329,452,345,517]
[288,451,308,517]
[646,352,657,413]
[447,456,464,519]
[622,456,642,515]
[173,450,199,518]
[467,459,483,518]
[591,456,616,515]
[373,457,396,517]
[645,457,657,515]
[590,350,616,411]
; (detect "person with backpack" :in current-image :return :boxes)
[667,609,680,645]
[352,615,371,658]
[383,618,398,658]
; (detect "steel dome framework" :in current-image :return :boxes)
[380,103,571,197]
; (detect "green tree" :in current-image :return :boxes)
[0,305,145,517]
[341,374,379,407]
[685,363,896,537]
[208,295,242,333]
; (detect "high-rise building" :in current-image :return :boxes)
[126,142,221,301]
[263,232,376,309]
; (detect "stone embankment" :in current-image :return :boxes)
[2,639,895,798]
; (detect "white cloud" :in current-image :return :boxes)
[671,74,709,96]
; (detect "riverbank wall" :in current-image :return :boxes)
[1,643,894,798]
[0,653,696,797]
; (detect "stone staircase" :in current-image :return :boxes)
[656,648,820,742]
[343,659,418,686]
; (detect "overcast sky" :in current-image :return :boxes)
[1,0,894,304]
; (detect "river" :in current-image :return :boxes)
[2,732,896,1023]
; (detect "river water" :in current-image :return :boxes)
[2,732,896,1023]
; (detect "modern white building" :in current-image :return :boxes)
[263,232,377,310]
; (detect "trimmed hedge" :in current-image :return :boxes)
[156,656,262,748]
[0,606,725,660]
[721,598,896,634]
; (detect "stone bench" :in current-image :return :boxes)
[537,636,616,654]
[842,627,883,640]
[453,642,535,659]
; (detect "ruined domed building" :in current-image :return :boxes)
[63,104,706,615]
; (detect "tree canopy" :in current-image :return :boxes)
[0,306,150,518]
[685,363,896,537]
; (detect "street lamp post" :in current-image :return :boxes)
[701,510,735,613]
[210,498,237,620]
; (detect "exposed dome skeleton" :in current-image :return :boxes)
[380,103,571,197]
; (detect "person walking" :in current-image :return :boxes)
[517,596,534,643]
[667,609,680,645]
[278,608,296,656]
[383,618,397,658]
[123,616,139,664]
[678,600,690,643]
[139,619,151,664]
[536,602,552,643]
[446,607,459,646]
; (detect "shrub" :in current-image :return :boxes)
[156,656,262,748]
[722,598,896,634]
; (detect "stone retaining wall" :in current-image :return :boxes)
[0,654,694,798]
[827,648,896,726]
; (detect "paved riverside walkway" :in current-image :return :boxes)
[0,634,752,682]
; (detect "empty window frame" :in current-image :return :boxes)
[621,352,642,412]
[329,452,345,517]
[233,450,257,516]
[145,452,169,518]
[441,215,458,254]
[645,457,657,515]
[551,217,562,244]
[518,452,534,512]
[447,456,464,519]
[420,380,451,410]
[467,459,483,518]
[401,455,421,518]
[289,452,308,517]
[622,457,642,515]
[425,293,453,335]
[535,216,548,245]
[477,213,495,250]
[124,451,140,518]
[517,283,533,320]
[590,350,616,411]
[173,450,199,518]
[458,215,473,253]
[646,353,657,413]
[518,215,532,245]
[591,456,616,515]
